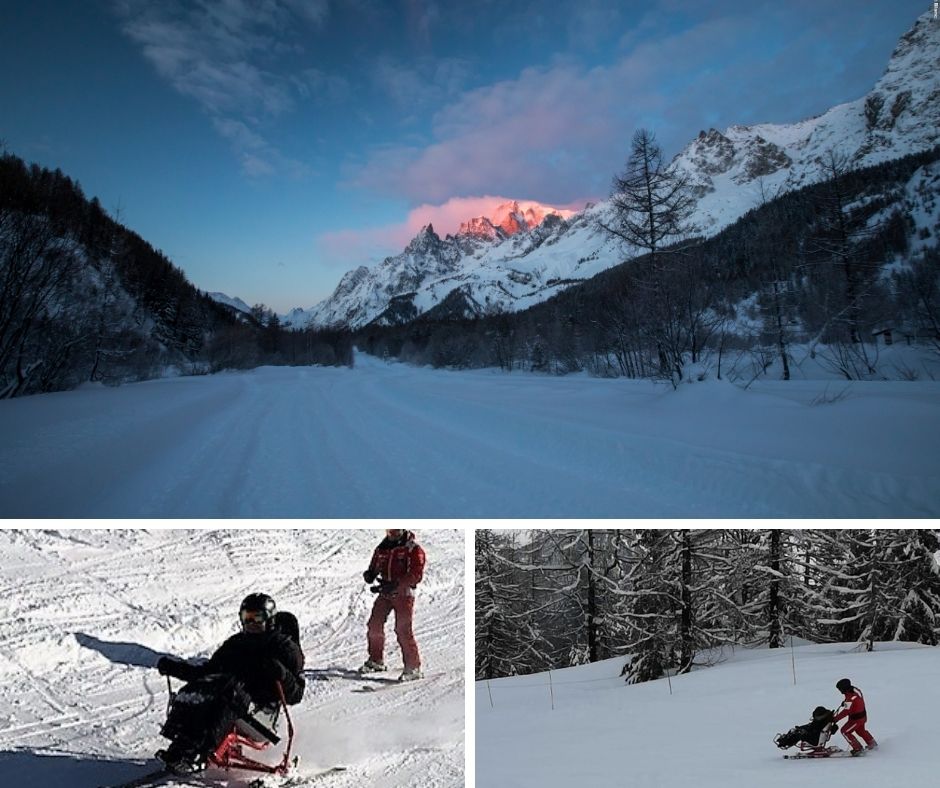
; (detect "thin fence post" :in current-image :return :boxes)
[666,667,673,696]
[548,669,555,710]
[487,679,494,708]
[790,634,797,685]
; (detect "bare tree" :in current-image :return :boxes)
[0,210,84,397]
[599,129,698,385]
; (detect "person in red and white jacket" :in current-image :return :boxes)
[833,678,878,756]
[360,529,426,681]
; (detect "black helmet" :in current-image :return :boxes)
[239,593,276,631]
[836,678,853,693]
[812,706,831,720]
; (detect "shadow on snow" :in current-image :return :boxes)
[74,633,171,669]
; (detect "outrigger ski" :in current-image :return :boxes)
[248,766,348,787]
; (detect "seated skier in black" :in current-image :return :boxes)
[775,706,838,750]
[155,593,305,774]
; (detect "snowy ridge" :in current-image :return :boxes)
[0,529,465,788]
[290,11,940,330]
[207,291,253,316]
[669,11,940,235]
[477,642,938,788]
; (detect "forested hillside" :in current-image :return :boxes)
[0,152,352,398]
[359,146,940,385]
[475,529,940,682]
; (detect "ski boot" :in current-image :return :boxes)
[156,744,206,775]
[360,659,386,674]
[399,668,423,682]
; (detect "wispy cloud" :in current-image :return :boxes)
[212,117,312,179]
[112,0,329,177]
[345,3,893,207]
[370,55,473,111]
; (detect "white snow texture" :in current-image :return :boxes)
[0,529,465,788]
[476,641,938,788]
[1,352,939,517]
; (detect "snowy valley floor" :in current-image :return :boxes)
[475,642,939,788]
[1,354,939,517]
[0,529,465,788]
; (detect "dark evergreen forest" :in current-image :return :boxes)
[358,147,940,386]
[476,529,940,683]
[0,151,353,397]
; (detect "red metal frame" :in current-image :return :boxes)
[207,681,296,777]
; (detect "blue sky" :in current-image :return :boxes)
[0,1,930,311]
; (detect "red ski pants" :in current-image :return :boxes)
[840,718,876,751]
[367,593,420,670]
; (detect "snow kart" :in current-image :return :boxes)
[774,708,850,760]
[160,674,297,779]
[774,724,844,760]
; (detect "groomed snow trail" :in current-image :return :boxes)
[0,529,465,788]
[1,355,938,516]
[476,642,938,788]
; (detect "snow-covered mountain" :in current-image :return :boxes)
[208,291,253,316]
[291,11,939,330]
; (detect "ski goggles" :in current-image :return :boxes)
[240,609,271,628]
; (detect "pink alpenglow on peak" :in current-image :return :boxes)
[458,216,501,240]
[458,200,574,238]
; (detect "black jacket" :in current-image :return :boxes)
[161,630,305,706]
[798,712,836,746]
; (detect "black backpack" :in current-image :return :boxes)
[273,611,300,645]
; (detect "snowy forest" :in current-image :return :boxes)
[475,529,940,682]
[0,151,353,398]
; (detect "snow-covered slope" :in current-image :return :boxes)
[670,10,940,235]
[0,529,465,788]
[208,292,253,315]
[476,642,938,788]
[297,11,939,330]
[1,352,938,517]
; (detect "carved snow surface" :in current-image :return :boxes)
[291,11,939,330]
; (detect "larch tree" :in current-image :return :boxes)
[598,129,697,385]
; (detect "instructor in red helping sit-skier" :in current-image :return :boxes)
[360,529,426,681]
[833,678,878,756]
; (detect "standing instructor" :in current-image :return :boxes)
[361,529,426,681]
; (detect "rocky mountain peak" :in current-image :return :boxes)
[405,223,443,255]
[457,216,502,241]
[296,11,938,332]
[456,199,572,241]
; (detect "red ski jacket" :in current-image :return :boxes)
[367,531,426,593]
[833,688,867,723]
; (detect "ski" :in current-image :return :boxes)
[783,749,861,760]
[353,671,444,692]
[308,667,367,681]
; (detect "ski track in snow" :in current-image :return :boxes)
[1,354,939,516]
[0,529,465,788]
